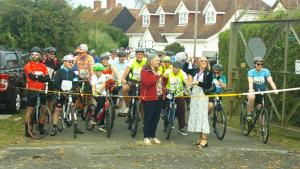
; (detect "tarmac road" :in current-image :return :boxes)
[0,114,299,169]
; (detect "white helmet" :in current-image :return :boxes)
[79,44,88,52]
[62,54,74,61]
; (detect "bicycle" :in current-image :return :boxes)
[210,89,231,140]
[27,90,52,140]
[85,80,116,137]
[163,89,177,140]
[127,80,141,138]
[240,91,270,144]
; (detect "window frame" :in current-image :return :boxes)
[179,12,188,25]
[142,14,150,26]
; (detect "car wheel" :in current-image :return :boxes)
[8,89,22,113]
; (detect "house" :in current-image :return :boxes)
[78,0,137,32]
[272,0,300,11]
[126,0,272,58]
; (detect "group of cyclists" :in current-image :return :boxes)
[23,43,277,145]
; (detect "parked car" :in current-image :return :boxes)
[0,49,26,113]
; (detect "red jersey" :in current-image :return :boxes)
[24,61,48,90]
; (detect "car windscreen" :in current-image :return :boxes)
[1,52,19,69]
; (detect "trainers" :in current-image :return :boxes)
[50,127,57,136]
[90,118,97,125]
[150,138,161,144]
[38,123,46,135]
[144,138,151,145]
[246,113,252,121]
[178,128,188,136]
[98,126,106,132]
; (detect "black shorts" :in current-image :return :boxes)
[26,90,46,107]
[55,94,77,107]
[254,94,263,104]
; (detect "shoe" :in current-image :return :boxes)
[198,140,208,148]
[50,127,57,136]
[90,118,97,125]
[75,128,84,134]
[178,128,188,136]
[98,127,107,133]
[150,138,161,144]
[123,107,129,114]
[246,113,252,121]
[144,138,151,145]
[65,119,72,127]
[38,123,46,135]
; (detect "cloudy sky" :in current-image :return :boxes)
[70,0,278,9]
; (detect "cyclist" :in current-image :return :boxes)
[121,48,147,119]
[74,44,95,104]
[159,56,172,75]
[112,50,129,115]
[51,54,84,136]
[24,47,50,137]
[208,64,227,115]
[109,49,118,65]
[90,63,107,128]
[246,57,277,120]
[163,61,189,135]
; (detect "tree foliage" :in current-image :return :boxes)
[164,42,185,54]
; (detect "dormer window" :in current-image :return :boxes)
[143,15,150,26]
[159,13,165,25]
[205,10,216,24]
[179,12,188,25]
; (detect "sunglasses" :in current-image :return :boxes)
[256,63,263,66]
[66,61,74,64]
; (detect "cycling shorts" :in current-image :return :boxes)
[26,90,46,107]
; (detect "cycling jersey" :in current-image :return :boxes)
[113,61,127,80]
[166,69,187,96]
[53,66,79,92]
[248,68,271,91]
[212,75,227,94]
[74,54,95,79]
[24,61,48,90]
[159,65,172,75]
[128,58,147,81]
[91,74,107,96]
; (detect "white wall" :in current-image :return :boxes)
[128,35,142,48]
[180,36,219,57]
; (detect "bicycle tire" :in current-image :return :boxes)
[131,102,139,137]
[109,98,116,129]
[213,105,227,140]
[260,108,269,144]
[27,106,51,140]
[127,103,133,130]
[165,122,173,140]
[240,100,251,136]
[105,104,113,137]
[163,113,168,133]
[84,104,96,131]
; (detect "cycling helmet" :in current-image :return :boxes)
[172,61,182,68]
[118,50,127,57]
[43,47,49,53]
[163,50,174,56]
[253,57,264,63]
[100,52,110,60]
[212,64,224,72]
[93,63,105,71]
[78,44,88,52]
[62,54,74,61]
[162,56,171,62]
[48,47,57,53]
[110,49,117,53]
[135,48,145,53]
[30,47,42,55]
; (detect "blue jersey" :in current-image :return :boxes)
[212,75,227,94]
[248,68,271,91]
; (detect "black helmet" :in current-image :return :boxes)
[253,57,264,63]
[118,50,127,57]
[30,47,42,55]
[172,61,182,68]
[135,48,145,53]
[212,64,223,71]
[100,52,110,60]
[48,47,57,53]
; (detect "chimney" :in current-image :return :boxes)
[107,0,116,9]
[94,0,101,10]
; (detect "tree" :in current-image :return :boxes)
[164,42,185,54]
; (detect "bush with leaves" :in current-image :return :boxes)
[164,42,185,54]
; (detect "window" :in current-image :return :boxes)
[143,15,150,26]
[179,12,188,25]
[205,11,216,24]
[159,13,165,25]
[4,53,18,68]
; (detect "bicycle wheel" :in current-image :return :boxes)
[109,98,116,129]
[240,100,251,136]
[105,104,114,137]
[27,107,51,140]
[163,111,168,133]
[165,108,175,140]
[213,105,227,140]
[165,122,173,140]
[131,102,139,137]
[260,108,269,144]
[127,102,133,130]
[84,104,95,131]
